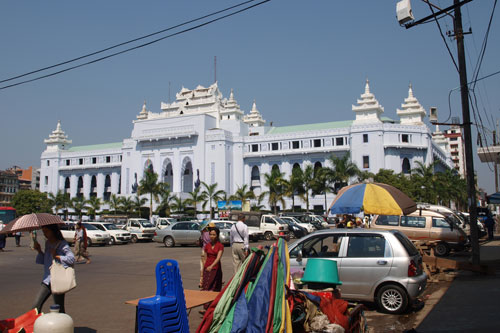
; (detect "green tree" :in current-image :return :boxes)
[302,164,316,213]
[71,196,87,219]
[132,195,147,217]
[263,168,287,214]
[86,196,101,220]
[186,187,207,217]
[48,190,71,218]
[171,195,186,214]
[412,161,438,204]
[138,170,162,221]
[327,152,360,192]
[312,167,335,216]
[284,166,305,212]
[106,194,122,217]
[230,184,256,202]
[155,187,175,217]
[120,197,135,217]
[201,182,225,218]
[11,190,52,216]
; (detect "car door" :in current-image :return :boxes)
[339,233,394,299]
[400,216,428,241]
[430,217,457,242]
[171,223,189,244]
[186,222,201,244]
[129,221,141,234]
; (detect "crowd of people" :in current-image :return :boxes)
[332,214,370,229]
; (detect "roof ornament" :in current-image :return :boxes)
[397,83,426,125]
[137,101,149,120]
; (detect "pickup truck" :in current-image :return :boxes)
[123,218,156,243]
[229,211,289,241]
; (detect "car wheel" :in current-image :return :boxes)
[130,235,138,243]
[108,237,116,245]
[87,239,92,247]
[376,284,408,314]
[435,242,450,257]
[264,232,274,241]
[164,236,175,247]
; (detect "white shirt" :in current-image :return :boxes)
[230,221,249,249]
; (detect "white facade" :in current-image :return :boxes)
[40,81,453,212]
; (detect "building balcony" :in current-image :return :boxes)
[243,145,349,158]
[58,162,121,171]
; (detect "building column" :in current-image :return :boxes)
[59,175,65,192]
[97,173,105,199]
[111,172,119,194]
[70,175,78,198]
[83,174,91,199]
[172,151,181,193]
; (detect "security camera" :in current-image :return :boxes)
[397,0,414,25]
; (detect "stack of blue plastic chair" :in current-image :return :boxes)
[137,259,189,332]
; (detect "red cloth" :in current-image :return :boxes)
[310,292,349,331]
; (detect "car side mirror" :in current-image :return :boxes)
[297,250,303,262]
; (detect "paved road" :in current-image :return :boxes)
[0,236,447,332]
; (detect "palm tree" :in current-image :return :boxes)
[171,195,186,214]
[138,170,163,221]
[327,152,360,192]
[106,194,122,217]
[312,167,335,216]
[201,182,225,218]
[48,190,67,217]
[301,164,317,213]
[132,195,147,217]
[412,161,438,204]
[284,167,304,212]
[156,188,176,217]
[263,168,287,214]
[186,187,207,217]
[120,197,135,217]
[71,196,87,219]
[230,184,256,202]
[86,196,101,220]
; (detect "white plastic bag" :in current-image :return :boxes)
[50,260,76,294]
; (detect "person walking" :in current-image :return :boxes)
[74,221,91,264]
[484,213,496,241]
[14,231,22,247]
[200,228,224,314]
[32,224,75,313]
[230,213,249,274]
[198,223,213,288]
[0,223,6,252]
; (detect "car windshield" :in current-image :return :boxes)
[83,224,98,230]
[103,223,119,230]
[274,217,287,225]
[139,220,154,227]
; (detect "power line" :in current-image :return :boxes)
[0,0,270,90]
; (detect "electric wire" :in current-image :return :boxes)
[0,0,258,84]
[0,0,271,90]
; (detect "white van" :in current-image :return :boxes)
[87,222,131,245]
[229,211,289,240]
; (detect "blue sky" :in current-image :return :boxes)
[1,0,499,194]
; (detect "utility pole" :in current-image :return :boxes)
[494,129,498,192]
[454,0,480,265]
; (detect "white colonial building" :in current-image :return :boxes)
[40,81,452,213]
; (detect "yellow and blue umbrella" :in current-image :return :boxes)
[329,182,417,216]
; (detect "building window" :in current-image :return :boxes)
[450,137,458,141]
[106,156,111,163]
[251,144,259,152]
[313,139,322,148]
[44,176,48,185]
[363,156,370,169]
[271,142,279,151]
[336,137,344,146]
[292,141,300,149]
[363,134,368,143]
[92,157,97,164]
[47,160,50,166]
[402,158,411,174]
[401,134,409,143]
[65,159,70,166]
[119,155,122,162]
[79,158,83,165]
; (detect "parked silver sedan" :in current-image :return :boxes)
[289,229,427,314]
[153,221,200,247]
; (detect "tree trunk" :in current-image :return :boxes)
[149,193,153,221]
[324,192,327,217]
[292,194,295,212]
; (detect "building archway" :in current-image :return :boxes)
[181,157,193,193]
[77,176,84,198]
[64,177,70,194]
[162,158,174,190]
[271,164,280,173]
[251,165,261,191]
[144,159,154,174]
[402,157,411,175]
[104,175,111,201]
[90,175,97,197]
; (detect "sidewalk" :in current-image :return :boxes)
[417,236,500,332]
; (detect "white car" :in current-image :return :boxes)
[155,217,178,230]
[281,216,315,234]
[87,222,131,245]
[59,222,111,246]
[210,220,262,242]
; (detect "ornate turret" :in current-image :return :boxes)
[44,120,72,152]
[136,101,149,120]
[397,84,426,125]
[352,79,384,125]
[221,88,244,121]
[243,100,266,127]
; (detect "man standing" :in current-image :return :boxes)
[230,213,249,274]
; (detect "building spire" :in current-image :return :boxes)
[352,79,384,125]
[397,84,426,125]
[137,101,149,120]
[44,120,72,151]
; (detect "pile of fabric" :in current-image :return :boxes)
[197,238,360,333]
